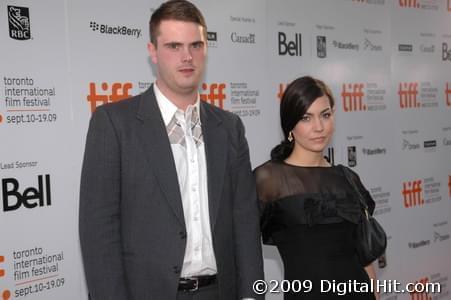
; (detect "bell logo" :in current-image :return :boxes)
[445,83,451,107]
[442,43,451,61]
[402,180,423,208]
[399,0,420,8]
[2,175,51,212]
[87,82,133,113]
[409,277,432,300]
[278,32,302,56]
[200,83,226,109]
[399,82,420,108]
[277,83,288,101]
[341,83,366,112]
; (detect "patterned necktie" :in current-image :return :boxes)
[166,106,203,148]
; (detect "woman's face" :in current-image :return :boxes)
[291,95,335,155]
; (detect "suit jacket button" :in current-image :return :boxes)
[179,231,186,239]
[173,266,180,274]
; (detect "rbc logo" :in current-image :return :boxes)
[7,6,31,40]
[278,32,302,56]
[200,83,226,109]
[2,175,51,212]
[402,180,423,208]
[87,82,133,113]
[341,83,365,112]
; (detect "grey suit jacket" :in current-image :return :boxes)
[79,85,264,300]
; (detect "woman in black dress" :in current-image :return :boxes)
[255,76,378,299]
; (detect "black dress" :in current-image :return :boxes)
[255,161,376,300]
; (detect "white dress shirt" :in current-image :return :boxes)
[154,84,217,277]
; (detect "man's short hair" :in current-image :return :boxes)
[149,0,207,46]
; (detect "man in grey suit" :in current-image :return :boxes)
[79,1,264,299]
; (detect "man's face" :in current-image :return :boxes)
[148,20,207,98]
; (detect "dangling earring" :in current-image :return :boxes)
[288,131,294,142]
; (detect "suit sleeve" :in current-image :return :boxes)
[79,107,129,299]
[230,116,265,299]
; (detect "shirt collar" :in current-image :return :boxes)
[153,82,201,126]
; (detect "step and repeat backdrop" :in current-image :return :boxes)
[1,0,450,299]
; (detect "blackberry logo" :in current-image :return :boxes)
[89,21,100,31]
[89,21,142,38]
[8,6,31,40]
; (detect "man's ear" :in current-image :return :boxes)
[147,42,158,64]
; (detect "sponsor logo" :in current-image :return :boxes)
[207,31,218,48]
[362,147,386,155]
[402,139,421,150]
[363,38,383,51]
[324,147,335,165]
[200,83,226,109]
[278,32,302,56]
[347,146,357,167]
[399,44,413,52]
[89,21,141,38]
[409,277,433,300]
[449,175,451,197]
[87,82,133,113]
[408,240,430,249]
[2,175,51,212]
[402,180,424,208]
[277,83,288,101]
[399,0,420,8]
[434,231,450,242]
[341,83,366,112]
[419,44,435,53]
[446,83,451,106]
[317,36,327,58]
[332,40,359,51]
[231,32,255,44]
[353,0,385,4]
[443,43,451,61]
[423,140,437,149]
[399,82,420,108]
[7,6,31,40]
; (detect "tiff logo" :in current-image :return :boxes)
[87,82,133,113]
[399,82,420,108]
[8,6,31,40]
[402,180,423,208]
[409,277,432,300]
[200,83,226,109]
[277,83,287,101]
[446,83,451,107]
[399,0,420,8]
[341,83,366,112]
[448,175,451,198]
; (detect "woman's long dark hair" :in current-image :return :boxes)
[270,76,335,161]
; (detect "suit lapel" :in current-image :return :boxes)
[135,86,185,227]
[201,102,227,231]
